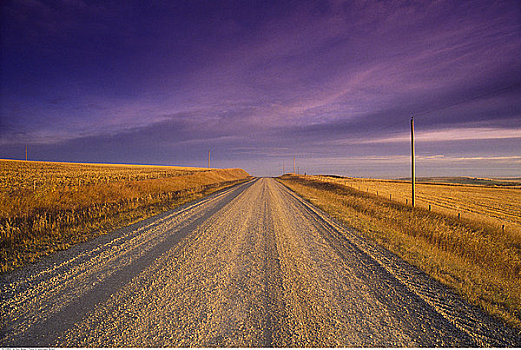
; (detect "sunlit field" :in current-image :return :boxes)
[317,175,521,238]
[0,159,210,192]
[278,174,521,330]
[0,159,250,272]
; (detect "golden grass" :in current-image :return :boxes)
[278,174,521,330]
[322,175,521,239]
[0,159,210,193]
[0,159,250,272]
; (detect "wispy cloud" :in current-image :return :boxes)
[303,154,521,164]
[445,155,521,163]
[346,127,521,145]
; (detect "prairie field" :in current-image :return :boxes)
[278,174,521,330]
[319,175,521,238]
[405,176,521,187]
[0,159,250,272]
[0,159,209,192]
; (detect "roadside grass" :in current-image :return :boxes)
[0,160,250,272]
[318,175,521,239]
[278,174,521,330]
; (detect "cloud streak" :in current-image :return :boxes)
[349,127,521,144]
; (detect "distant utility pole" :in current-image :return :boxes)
[411,116,416,207]
[25,145,28,161]
[208,150,211,168]
[293,156,296,174]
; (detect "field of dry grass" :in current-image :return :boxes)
[406,176,521,187]
[278,174,521,330]
[0,159,250,272]
[321,175,521,238]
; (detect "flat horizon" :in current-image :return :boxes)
[3,158,520,182]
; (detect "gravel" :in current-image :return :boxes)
[1,178,519,347]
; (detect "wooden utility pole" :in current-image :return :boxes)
[25,145,28,161]
[208,150,210,168]
[411,116,415,207]
[293,157,295,174]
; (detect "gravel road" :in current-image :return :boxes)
[1,178,520,347]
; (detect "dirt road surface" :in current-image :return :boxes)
[1,178,520,347]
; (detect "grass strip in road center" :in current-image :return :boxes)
[277,174,521,331]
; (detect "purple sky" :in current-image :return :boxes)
[1,0,520,177]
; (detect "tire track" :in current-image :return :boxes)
[54,178,282,347]
[0,180,255,346]
[2,178,519,347]
[276,179,521,346]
